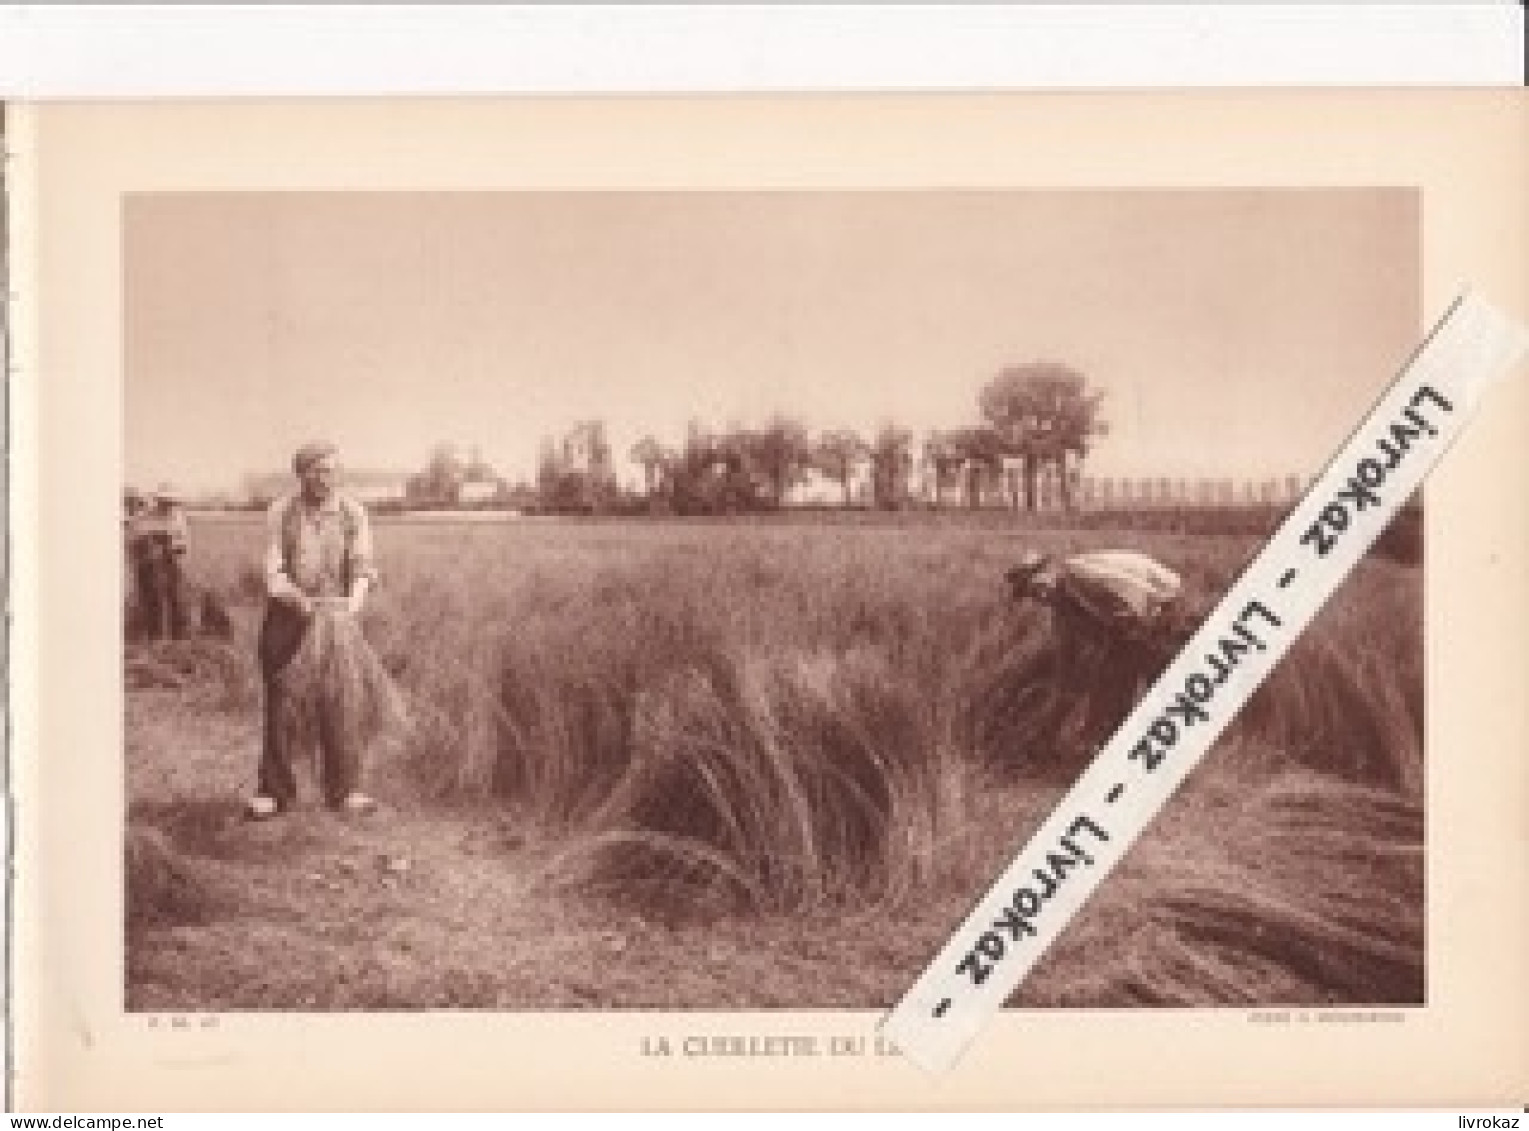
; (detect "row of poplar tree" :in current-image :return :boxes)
[530,362,1107,516]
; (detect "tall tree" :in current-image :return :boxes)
[629,435,668,499]
[562,420,616,513]
[464,445,497,482]
[869,423,914,510]
[813,429,869,508]
[743,414,813,507]
[419,442,467,505]
[922,431,967,509]
[711,425,761,514]
[665,421,726,515]
[535,437,568,511]
[948,425,1005,510]
[978,362,1107,511]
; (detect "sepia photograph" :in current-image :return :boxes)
[13,83,1527,1112]
[121,188,1427,1015]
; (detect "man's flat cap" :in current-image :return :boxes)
[292,441,339,476]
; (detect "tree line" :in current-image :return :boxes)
[530,362,1107,517]
[388,362,1106,515]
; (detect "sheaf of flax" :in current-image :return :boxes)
[276,609,412,771]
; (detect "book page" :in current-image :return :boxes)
[11,90,1527,1111]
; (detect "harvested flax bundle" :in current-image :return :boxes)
[275,606,411,771]
[126,825,214,927]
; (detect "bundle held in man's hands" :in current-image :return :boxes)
[277,606,411,755]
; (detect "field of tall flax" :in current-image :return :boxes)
[179,514,1425,1005]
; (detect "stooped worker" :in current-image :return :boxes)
[247,440,380,821]
[1005,548,1192,765]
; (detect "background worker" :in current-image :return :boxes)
[125,484,191,641]
[1005,548,1193,766]
[123,488,156,640]
[151,484,192,640]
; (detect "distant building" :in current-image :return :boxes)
[787,465,874,507]
[458,479,502,505]
[244,468,411,507]
[346,470,414,505]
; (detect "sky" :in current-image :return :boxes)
[125,190,1418,497]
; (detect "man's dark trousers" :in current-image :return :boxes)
[257,600,363,809]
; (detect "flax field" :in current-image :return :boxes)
[125,515,1424,1011]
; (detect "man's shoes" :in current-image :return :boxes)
[338,792,378,816]
[247,793,378,819]
[244,795,281,821]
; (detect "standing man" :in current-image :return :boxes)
[247,440,379,820]
[1005,548,1192,765]
[125,485,191,641]
[124,488,157,641]
[150,484,192,641]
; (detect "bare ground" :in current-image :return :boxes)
[126,678,1027,1013]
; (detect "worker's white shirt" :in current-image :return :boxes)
[1052,550,1182,623]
